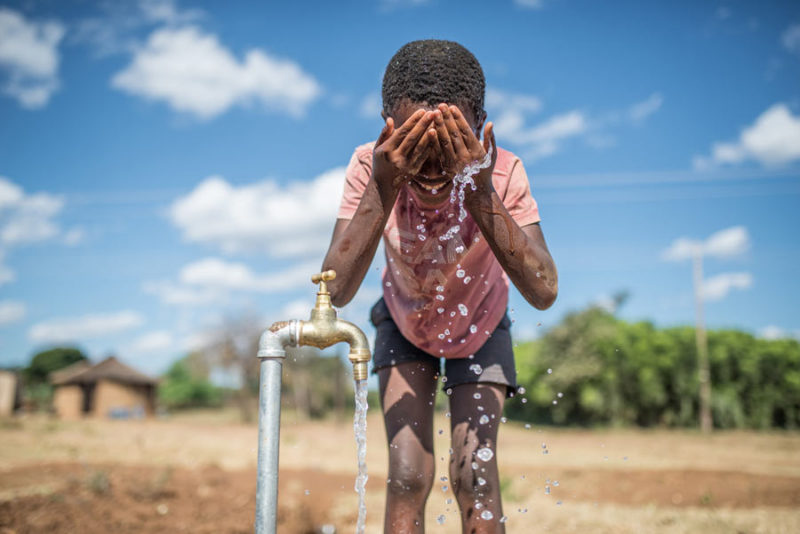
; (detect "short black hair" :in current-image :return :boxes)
[382,40,485,122]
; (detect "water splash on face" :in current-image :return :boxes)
[439,146,493,242]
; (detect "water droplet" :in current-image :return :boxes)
[545,486,550,495]
[385,281,392,287]
[524,423,531,429]
[547,368,553,374]
[438,333,445,339]
[441,476,448,481]
[553,480,559,487]
[418,234,426,241]
[517,386,526,395]
[476,447,494,462]
[475,501,483,510]
[304,489,310,495]
[436,294,444,301]
[438,429,444,435]
[437,307,444,314]
[455,245,464,254]
[500,417,507,423]
[535,271,541,278]
[444,328,450,335]
[557,392,563,398]
[469,363,482,375]
[500,515,508,523]
[450,311,456,317]
[471,462,479,470]
[442,485,448,492]
[458,303,468,315]
[479,414,489,424]
[436,285,445,292]
[552,400,558,405]
[437,515,446,524]
[446,498,453,504]
[456,269,465,278]
[470,324,478,334]
[478,477,486,486]
[521,398,528,403]
[473,392,481,399]
[481,510,494,520]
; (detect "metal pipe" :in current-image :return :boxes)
[255,320,299,534]
[254,270,371,533]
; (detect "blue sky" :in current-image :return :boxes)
[1,0,799,376]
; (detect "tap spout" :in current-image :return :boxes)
[299,318,371,381]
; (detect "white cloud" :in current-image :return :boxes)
[702,272,753,301]
[143,280,225,305]
[488,88,586,160]
[179,257,317,292]
[29,310,145,343]
[782,24,800,56]
[139,0,203,25]
[514,0,545,8]
[629,93,663,122]
[662,225,750,262]
[131,330,173,352]
[169,167,344,256]
[0,300,25,325]
[0,8,65,108]
[359,92,382,119]
[694,104,800,169]
[486,87,658,160]
[62,227,86,246]
[759,325,786,340]
[0,176,66,250]
[144,257,320,306]
[112,26,321,119]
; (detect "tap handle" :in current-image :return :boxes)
[311,270,336,284]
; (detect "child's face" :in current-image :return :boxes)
[387,100,482,207]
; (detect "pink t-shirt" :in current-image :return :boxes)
[338,142,540,359]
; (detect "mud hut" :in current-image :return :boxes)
[50,357,157,419]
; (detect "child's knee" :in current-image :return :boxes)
[387,456,434,499]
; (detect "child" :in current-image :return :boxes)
[322,40,557,533]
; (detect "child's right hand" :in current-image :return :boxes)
[371,109,436,203]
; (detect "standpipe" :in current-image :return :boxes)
[254,270,371,534]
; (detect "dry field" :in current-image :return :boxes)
[1,408,799,533]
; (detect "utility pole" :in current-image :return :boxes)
[692,250,713,433]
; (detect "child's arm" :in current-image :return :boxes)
[322,109,437,307]
[433,104,558,310]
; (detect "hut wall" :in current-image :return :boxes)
[53,385,84,420]
[93,379,151,418]
[0,371,16,416]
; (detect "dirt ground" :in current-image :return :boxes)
[1,411,799,533]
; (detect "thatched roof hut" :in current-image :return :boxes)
[51,356,157,419]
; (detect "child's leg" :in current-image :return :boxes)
[449,383,507,534]
[378,360,439,534]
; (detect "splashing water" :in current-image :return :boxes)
[439,146,493,242]
[354,380,369,534]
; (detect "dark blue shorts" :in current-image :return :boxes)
[369,298,518,396]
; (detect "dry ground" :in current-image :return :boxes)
[1,409,799,533]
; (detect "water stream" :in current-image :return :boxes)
[353,379,369,534]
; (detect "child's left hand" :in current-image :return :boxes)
[432,104,497,194]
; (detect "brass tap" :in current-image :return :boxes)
[298,270,371,381]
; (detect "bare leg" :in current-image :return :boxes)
[449,383,506,534]
[379,361,439,533]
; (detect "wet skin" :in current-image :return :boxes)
[321,102,558,533]
[322,100,558,310]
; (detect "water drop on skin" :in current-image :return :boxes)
[476,447,494,462]
[479,415,489,425]
[469,363,482,375]
[463,276,472,284]
[481,510,494,520]
[470,324,478,334]
[458,303,468,316]
[547,368,553,374]
[478,477,486,486]
[456,269,465,278]
[437,515,445,524]
[473,392,481,399]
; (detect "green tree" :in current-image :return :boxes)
[25,347,88,385]
[159,356,222,410]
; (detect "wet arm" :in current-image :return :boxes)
[322,178,397,307]
[464,192,558,309]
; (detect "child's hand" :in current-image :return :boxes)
[432,104,497,194]
[372,109,437,202]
